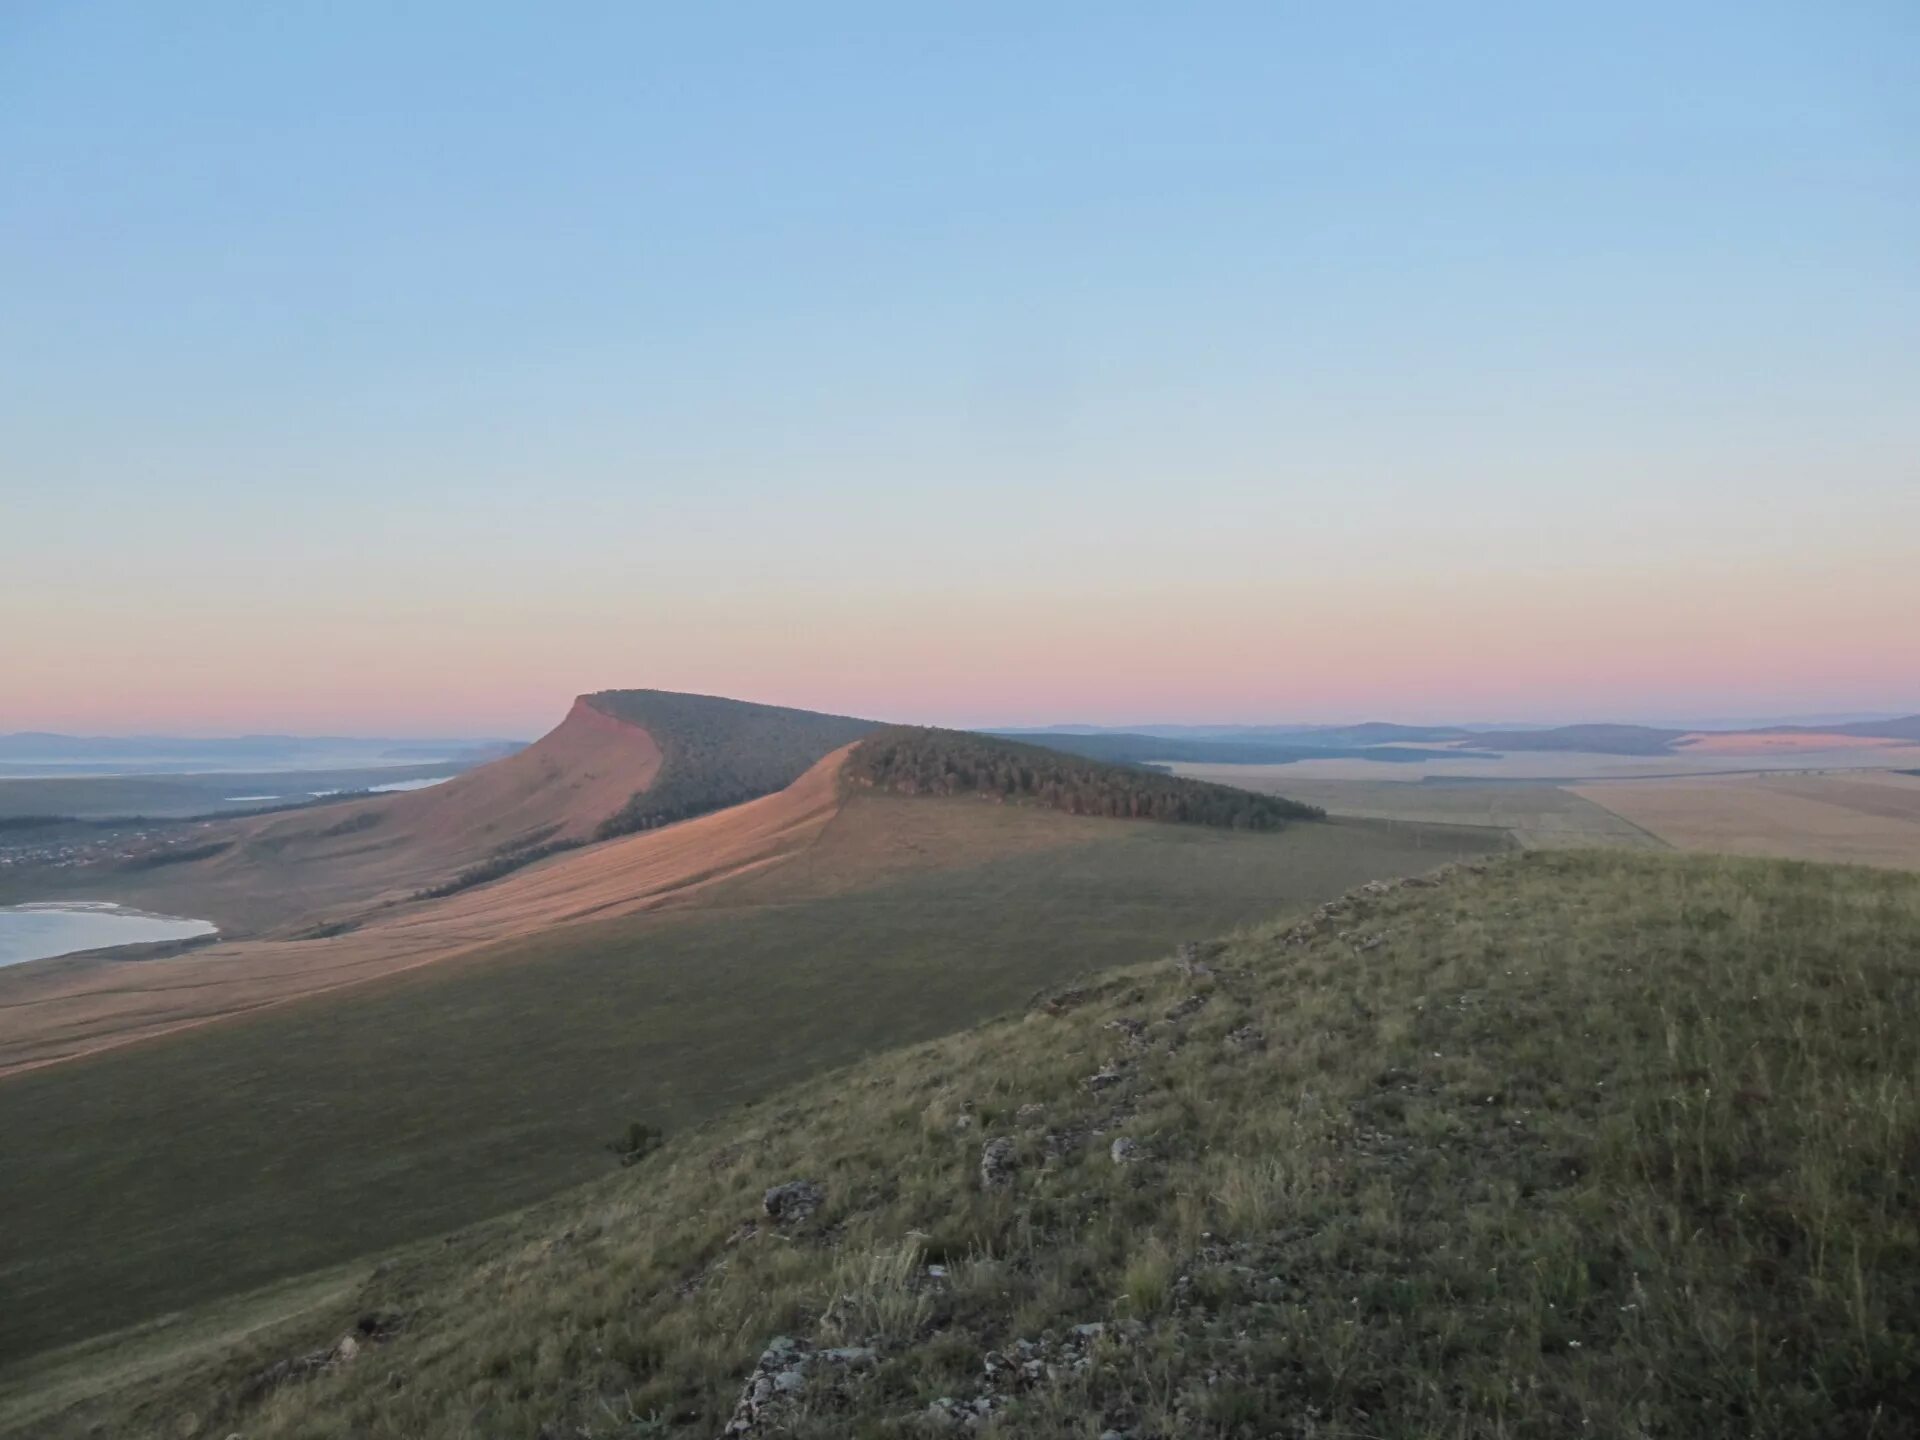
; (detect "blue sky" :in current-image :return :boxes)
[3,3,1916,734]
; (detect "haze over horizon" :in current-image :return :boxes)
[5,2,1916,736]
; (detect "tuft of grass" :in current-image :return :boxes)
[1120,1236,1176,1315]
[821,1240,932,1347]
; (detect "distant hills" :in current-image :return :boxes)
[995,731,1491,767]
[0,731,522,776]
[1000,714,1920,763]
[9,709,1916,778]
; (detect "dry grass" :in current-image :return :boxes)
[1183,772,1666,850]
[0,796,1490,1366]
[1173,744,1920,784]
[12,849,1918,1439]
[1576,770,1920,870]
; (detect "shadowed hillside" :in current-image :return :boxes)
[10,850,1915,1438]
[586,689,879,838]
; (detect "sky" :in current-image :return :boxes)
[3,2,1916,738]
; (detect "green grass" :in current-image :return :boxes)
[0,797,1488,1367]
[10,847,1918,1439]
[1171,768,1670,850]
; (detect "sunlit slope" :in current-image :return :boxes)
[0,746,855,1073]
[0,690,877,937]
[10,849,1917,1439]
[0,691,889,1070]
[0,795,1493,1367]
[0,696,665,932]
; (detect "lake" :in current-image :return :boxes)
[0,903,218,968]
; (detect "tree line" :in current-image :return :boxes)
[844,727,1323,830]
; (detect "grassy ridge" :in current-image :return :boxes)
[847,726,1324,829]
[586,690,878,840]
[13,848,1916,1438]
[0,797,1484,1366]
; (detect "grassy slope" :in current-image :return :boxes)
[12,848,1918,1439]
[0,795,1489,1365]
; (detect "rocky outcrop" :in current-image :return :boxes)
[761,1179,825,1226]
[979,1137,1017,1190]
[722,1335,877,1436]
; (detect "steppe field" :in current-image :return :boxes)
[1167,767,1665,849]
[1572,768,1920,870]
[1172,750,1920,870]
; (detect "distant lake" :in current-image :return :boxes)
[221,775,455,804]
[311,776,453,797]
[0,903,218,968]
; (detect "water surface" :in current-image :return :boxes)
[0,903,218,968]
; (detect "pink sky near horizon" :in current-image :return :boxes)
[9,552,1917,738]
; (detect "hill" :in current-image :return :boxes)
[0,695,663,933]
[9,849,1915,1438]
[1471,723,1685,755]
[0,701,1489,1366]
[0,690,876,938]
[1817,714,1920,742]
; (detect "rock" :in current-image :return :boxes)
[1164,994,1209,1023]
[1226,1024,1265,1050]
[1110,1137,1139,1164]
[724,1336,823,1436]
[980,1137,1017,1190]
[1039,985,1091,1015]
[354,1310,403,1340]
[761,1179,825,1225]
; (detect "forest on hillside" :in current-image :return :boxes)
[590,690,879,840]
[845,726,1324,829]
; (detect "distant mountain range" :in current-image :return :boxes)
[1000,714,1920,762]
[0,733,524,777]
